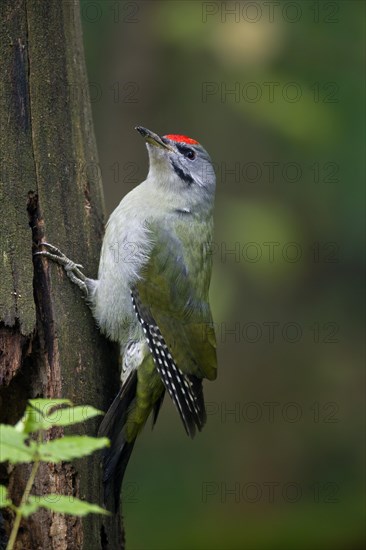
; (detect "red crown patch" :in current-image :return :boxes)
[164,134,199,145]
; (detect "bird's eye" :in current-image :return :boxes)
[185,149,196,160]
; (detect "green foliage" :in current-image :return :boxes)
[27,494,109,516]
[0,399,110,550]
[0,425,35,462]
[37,435,109,462]
[0,485,11,508]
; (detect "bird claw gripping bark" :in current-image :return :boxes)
[34,242,88,296]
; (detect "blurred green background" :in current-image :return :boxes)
[80,1,365,548]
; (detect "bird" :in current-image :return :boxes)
[36,126,217,510]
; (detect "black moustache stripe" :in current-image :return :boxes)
[170,160,194,185]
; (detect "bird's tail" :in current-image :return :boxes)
[98,371,138,511]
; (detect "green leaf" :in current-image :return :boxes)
[28,494,109,516]
[16,399,73,434]
[15,404,46,434]
[17,500,40,517]
[42,406,104,428]
[0,425,34,463]
[37,436,109,462]
[18,404,103,434]
[0,485,11,508]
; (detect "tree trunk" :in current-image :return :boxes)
[0,1,124,548]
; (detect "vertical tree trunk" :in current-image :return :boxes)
[0,1,124,548]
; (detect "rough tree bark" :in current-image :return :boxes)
[0,1,124,548]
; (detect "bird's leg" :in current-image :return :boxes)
[34,242,88,296]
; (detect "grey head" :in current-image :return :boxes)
[136,126,216,214]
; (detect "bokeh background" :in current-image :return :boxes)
[80,1,365,548]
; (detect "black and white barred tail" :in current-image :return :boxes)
[131,290,206,437]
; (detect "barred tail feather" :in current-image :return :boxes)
[132,291,206,438]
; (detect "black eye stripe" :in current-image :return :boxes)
[170,160,194,185]
[176,143,194,155]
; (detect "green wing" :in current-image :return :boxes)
[132,217,217,436]
[135,217,217,380]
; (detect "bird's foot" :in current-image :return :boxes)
[34,242,88,296]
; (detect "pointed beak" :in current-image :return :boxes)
[135,126,175,152]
